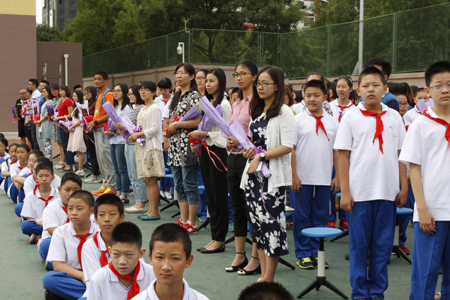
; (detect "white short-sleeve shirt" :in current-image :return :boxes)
[403,106,422,128]
[9,163,27,177]
[161,99,173,119]
[82,231,111,285]
[46,218,99,269]
[334,102,406,201]
[399,108,450,222]
[293,109,338,186]
[86,261,155,300]
[40,198,69,241]
[131,278,209,300]
[329,100,356,123]
[20,187,59,222]
[24,174,61,197]
[293,101,305,114]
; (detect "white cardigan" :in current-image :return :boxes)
[240,104,295,194]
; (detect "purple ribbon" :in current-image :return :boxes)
[123,125,145,145]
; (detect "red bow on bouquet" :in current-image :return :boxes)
[188,137,227,172]
[163,115,180,136]
[33,114,41,124]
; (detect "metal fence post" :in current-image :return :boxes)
[326,25,331,77]
[392,13,398,73]
[277,33,281,68]
[166,35,169,67]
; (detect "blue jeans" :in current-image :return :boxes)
[110,143,130,196]
[160,150,173,191]
[124,143,147,202]
[172,165,200,205]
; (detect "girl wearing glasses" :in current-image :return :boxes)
[241,66,294,282]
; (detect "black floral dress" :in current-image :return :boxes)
[244,113,288,257]
[168,88,201,167]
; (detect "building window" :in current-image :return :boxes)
[69,10,77,19]
[69,0,76,8]
[59,8,65,17]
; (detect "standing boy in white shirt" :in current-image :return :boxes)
[82,193,125,288]
[132,223,209,300]
[290,80,339,270]
[399,61,450,300]
[86,222,155,300]
[39,172,82,268]
[20,160,59,244]
[43,190,98,300]
[334,66,408,300]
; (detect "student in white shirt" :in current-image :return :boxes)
[20,160,59,245]
[403,87,431,129]
[0,137,10,166]
[399,61,450,300]
[188,68,231,253]
[39,173,82,268]
[334,67,407,300]
[82,194,125,287]
[86,222,155,300]
[132,223,209,300]
[1,143,18,193]
[327,76,355,230]
[8,143,30,203]
[290,80,339,270]
[43,190,98,300]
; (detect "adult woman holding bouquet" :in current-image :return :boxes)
[36,86,54,160]
[189,68,231,252]
[82,86,100,183]
[164,63,202,234]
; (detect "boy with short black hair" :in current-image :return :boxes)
[363,57,400,112]
[133,223,209,300]
[335,66,408,300]
[20,161,59,244]
[39,172,82,266]
[43,190,98,300]
[82,194,125,287]
[399,60,450,299]
[238,282,294,300]
[86,222,155,300]
[291,80,339,270]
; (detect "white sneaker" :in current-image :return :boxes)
[76,169,85,177]
[164,191,173,200]
[84,175,100,183]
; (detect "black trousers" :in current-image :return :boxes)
[83,131,99,176]
[30,123,40,150]
[227,153,249,237]
[200,145,229,242]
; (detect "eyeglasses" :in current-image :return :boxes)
[254,81,276,88]
[113,90,122,93]
[232,72,250,78]
[127,93,133,96]
[174,72,188,76]
[399,103,409,107]
[196,76,206,81]
[430,84,450,91]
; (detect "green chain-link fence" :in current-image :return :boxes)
[83,3,450,79]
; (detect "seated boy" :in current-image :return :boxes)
[335,66,408,300]
[8,143,30,203]
[86,222,155,300]
[399,60,450,299]
[291,80,339,270]
[1,143,18,193]
[132,223,209,300]
[82,194,125,287]
[20,160,59,244]
[39,172,82,266]
[24,156,61,196]
[238,282,294,300]
[43,190,99,300]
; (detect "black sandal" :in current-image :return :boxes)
[237,256,261,275]
[225,252,248,272]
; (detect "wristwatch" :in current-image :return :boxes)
[259,152,266,161]
[94,120,98,125]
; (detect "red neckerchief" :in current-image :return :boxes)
[75,232,92,270]
[0,154,5,158]
[337,102,354,122]
[61,206,69,223]
[10,161,16,165]
[312,115,329,141]
[108,261,141,300]
[360,109,387,153]
[423,110,450,142]
[18,166,23,170]
[34,186,54,208]
[93,232,109,267]
[162,98,169,104]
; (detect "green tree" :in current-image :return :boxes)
[36,24,64,42]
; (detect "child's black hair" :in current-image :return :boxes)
[337,76,353,88]
[387,82,407,97]
[35,156,52,167]
[364,57,392,79]
[35,160,53,175]
[111,222,142,249]
[414,87,425,97]
[140,81,157,92]
[238,282,295,300]
[307,72,325,83]
[29,150,44,159]
[68,190,94,208]
[0,137,8,148]
[150,223,192,259]
[425,61,450,87]
[157,78,173,89]
[329,81,337,99]
[17,143,30,152]
[0,133,5,139]
[358,66,386,86]
[60,172,82,189]
[304,79,327,96]
[94,193,125,217]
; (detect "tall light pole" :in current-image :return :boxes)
[177,42,185,63]
[358,0,364,74]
